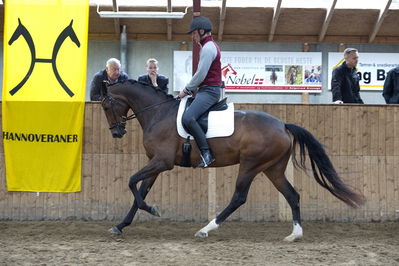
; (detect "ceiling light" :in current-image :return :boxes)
[97,4,187,19]
[98,11,186,19]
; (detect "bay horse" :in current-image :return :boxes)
[101,80,365,241]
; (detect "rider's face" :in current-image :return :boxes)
[191,30,201,44]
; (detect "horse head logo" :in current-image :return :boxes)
[221,64,237,78]
[8,18,80,97]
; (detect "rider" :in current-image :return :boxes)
[179,16,222,168]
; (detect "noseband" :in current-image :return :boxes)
[101,94,131,131]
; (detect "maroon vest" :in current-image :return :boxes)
[199,36,222,87]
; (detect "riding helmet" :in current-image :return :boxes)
[187,16,212,34]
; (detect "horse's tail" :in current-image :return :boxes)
[285,123,365,208]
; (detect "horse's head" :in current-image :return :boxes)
[65,20,81,47]
[8,18,25,45]
[101,84,130,138]
[221,64,237,78]
[286,66,298,84]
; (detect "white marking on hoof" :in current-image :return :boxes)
[283,233,302,242]
[194,231,208,238]
[194,218,219,238]
[283,222,303,242]
[108,226,122,235]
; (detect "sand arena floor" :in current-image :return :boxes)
[0,220,398,265]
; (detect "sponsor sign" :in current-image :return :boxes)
[328,52,399,91]
[174,51,322,93]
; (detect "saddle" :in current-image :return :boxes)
[182,97,228,134]
[177,96,234,167]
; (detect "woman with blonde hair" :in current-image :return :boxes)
[138,58,169,93]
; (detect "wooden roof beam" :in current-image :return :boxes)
[218,0,227,42]
[369,0,392,43]
[318,0,337,42]
[112,0,121,35]
[167,0,173,40]
[268,0,282,42]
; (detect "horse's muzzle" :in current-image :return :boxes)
[110,126,127,138]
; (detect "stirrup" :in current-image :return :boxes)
[198,152,215,168]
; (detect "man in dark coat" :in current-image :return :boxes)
[138,58,169,94]
[382,66,399,103]
[331,48,364,104]
[90,58,129,101]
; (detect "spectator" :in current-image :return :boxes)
[90,58,129,101]
[382,66,399,104]
[138,58,169,94]
[331,48,364,104]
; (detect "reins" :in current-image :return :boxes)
[103,93,177,129]
[121,97,177,121]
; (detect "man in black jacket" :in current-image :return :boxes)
[90,58,129,101]
[138,58,169,94]
[382,66,399,103]
[331,48,364,104]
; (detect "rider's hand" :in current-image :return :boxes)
[179,90,188,99]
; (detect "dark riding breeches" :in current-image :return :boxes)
[182,86,221,151]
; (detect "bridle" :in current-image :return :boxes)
[102,93,176,131]
[101,94,128,133]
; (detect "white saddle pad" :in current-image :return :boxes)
[177,96,234,139]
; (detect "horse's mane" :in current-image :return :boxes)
[127,79,175,99]
[108,79,174,100]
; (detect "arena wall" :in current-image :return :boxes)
[0,103,398,222]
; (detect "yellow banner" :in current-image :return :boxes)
[2,0,89,192]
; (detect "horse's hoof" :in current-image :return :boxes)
[150,205,161,217]
[109,226,122,235]
[283,234,302,242]
[194,231,208,238]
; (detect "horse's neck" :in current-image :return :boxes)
[126,90,173,130]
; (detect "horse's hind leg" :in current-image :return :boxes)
[195,165,257,238]
[264,165,302,242]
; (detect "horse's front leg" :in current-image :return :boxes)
[109,175,157,235]
[129,159,172,216]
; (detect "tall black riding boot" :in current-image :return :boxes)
[198,148,215,168]
[187,125,215,168]
[183,115,216,168]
